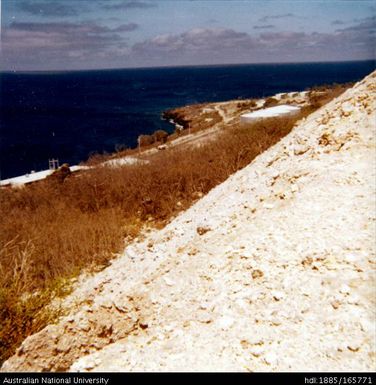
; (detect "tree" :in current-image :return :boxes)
[138,134,155,147]
[153,130,169,144]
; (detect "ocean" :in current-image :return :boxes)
[0,60,374,179]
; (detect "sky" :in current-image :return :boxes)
[0,0,375,71]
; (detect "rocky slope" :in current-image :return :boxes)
[162,89,312,132]
[2,71,375,372]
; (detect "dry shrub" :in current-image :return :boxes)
[264,97,279,107]
[0,286,58,364]
[152,130,169,144]
[138,134,154,147]
[237,100,257,109]
[308,83,353,108]
[0,94,337,363]
[163,104,222,134]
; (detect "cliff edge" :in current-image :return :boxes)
[2,71,375,372]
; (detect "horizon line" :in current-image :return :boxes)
[1,58,375,75]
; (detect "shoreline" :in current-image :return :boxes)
[0,84,349,188]
[0,90,301,187]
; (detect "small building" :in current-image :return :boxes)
[240,104,301,123]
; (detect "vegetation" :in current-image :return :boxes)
[152,130,169,144]
[264,97,279,107]
[307,82,354,108]
[236,100,257,109]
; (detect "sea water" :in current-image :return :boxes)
[0,60,374,179]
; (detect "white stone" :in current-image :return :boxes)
[249,345,264,357]
[272,290,285,301]
[339,284,351,295]
[344,254,358,263]
[217,316,235,330]
[264,352,278,365]
[163,276,175,286]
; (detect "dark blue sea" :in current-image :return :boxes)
[0,60,374,179]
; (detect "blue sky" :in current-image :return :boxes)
[1,0,375,71]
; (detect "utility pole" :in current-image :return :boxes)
[49,159,59,170]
